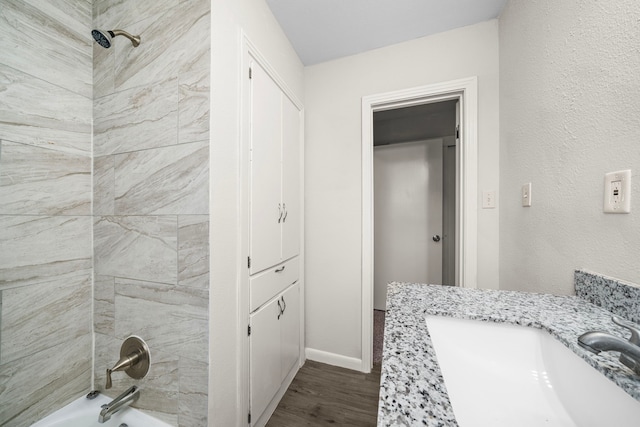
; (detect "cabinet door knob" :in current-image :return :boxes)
[275,266,285,273]
[281,296,286,314]
[282,203,287,222]
[432,234,441,242]
[277,299,283,319]
[278,203,283,223]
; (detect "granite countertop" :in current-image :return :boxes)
[377,282,640,426]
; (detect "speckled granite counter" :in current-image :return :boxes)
[377,282,640,426]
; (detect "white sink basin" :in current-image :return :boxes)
[426,315,640,427]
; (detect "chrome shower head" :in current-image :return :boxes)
[92,29,140,48]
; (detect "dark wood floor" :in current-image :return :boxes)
[266,361,382,426]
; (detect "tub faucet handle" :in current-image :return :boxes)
[105,336,150,390]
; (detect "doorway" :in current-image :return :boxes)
[361,77,479,372]
[373,101,457,311]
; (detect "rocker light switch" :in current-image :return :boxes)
[522,183,532,207]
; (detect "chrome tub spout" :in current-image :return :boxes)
[98,385,140,423]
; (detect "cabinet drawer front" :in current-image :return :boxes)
[250,258,299,313]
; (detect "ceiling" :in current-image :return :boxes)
[266,0,507,65]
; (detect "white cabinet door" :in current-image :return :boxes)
[279,282,300,381]
[249,297,282,423]
[281,96,300,261]
[250,62,283,274]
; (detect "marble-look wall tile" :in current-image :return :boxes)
[113,1,210,92]
[93,0,178,29]
[178,357,208,427]
[94,333,179,426]
[0,0,92,98]
[0,334,91,427]
[94,275,115,336]
[93,155,115,215]
[114,141,209,215]
[0,216,92,289]
[0,271,91,364]
[179,69,210,144]
[94,215,177,284]
[114,278,208,363]
[178,216,209,289]
[0,141,91,215]
[93,41,115,99]
[93,78,178,156]
[0,65,91,156]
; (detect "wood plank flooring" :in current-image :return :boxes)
[266,361,382,426]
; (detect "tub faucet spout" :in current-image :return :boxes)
[578,316,640,375]
[98,385,140,423]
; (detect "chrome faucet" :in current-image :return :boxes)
[578,316,640,375]
[98,385,140,423]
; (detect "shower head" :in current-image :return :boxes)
[92,29,140,48]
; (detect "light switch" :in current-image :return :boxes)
[604,170,631,213]
[522,183,532,207]
[482,191,496,209]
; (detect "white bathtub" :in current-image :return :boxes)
[31,392,173,427]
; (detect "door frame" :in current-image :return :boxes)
[361,77,478,372]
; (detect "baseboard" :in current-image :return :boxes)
[305,347,364,372]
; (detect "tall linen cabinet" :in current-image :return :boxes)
[245,55,303,427]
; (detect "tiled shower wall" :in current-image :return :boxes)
[0,1,93,426]
[92,0,210,426]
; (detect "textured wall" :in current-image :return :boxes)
[92,0,210,425]
[499,0,640,294]
[0,1,93,426]
[304,20,500,363]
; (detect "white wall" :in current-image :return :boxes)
[304,20,500,363]
[499,0,640,295]
[209,1,303,425]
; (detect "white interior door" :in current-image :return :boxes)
[250,62,282,273]
[249,298,281,424]
[279,283,299,380]
[373,139,443,310]
[281,96,300,261]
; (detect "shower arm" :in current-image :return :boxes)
[110,30,140,47]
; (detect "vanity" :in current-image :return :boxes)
[378,271,640,426]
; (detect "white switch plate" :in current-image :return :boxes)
[482,191,496,209]
[604,169,631,213]
[522,183,532,207]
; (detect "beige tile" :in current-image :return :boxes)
[93,41,115,99]
[178,215,209,289]
[0,271,91,364]
[0,141,91,215]
[93,0,179,29]
[0,0,92,98]
[113,1,210,92]
[94,216,177,285]
[93,155,115,215]
[0,334,91,427]
[178,357,208,427]
[93,78,178,156]
[0,216,92,289]
[94,275,115,336]
[114,141,209,215]
[114,278,208,363]
[179,69,210,144]
[0,65,91,156]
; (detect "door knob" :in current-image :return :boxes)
[432,235,441,242]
